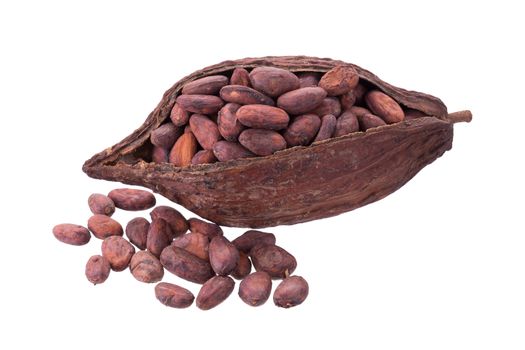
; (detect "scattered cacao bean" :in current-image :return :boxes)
[88,193,115,216]
[150,205,188,238]
[108,188,156,211]
[209,235,240,276]
[196,276,235,310]
[250,244,297,279]
[238,271,272,306]
[273,276,309,308]
[188,218,223,239]
[85,255,111,285]
[160,245,214,284]
[130,250,164,283]
[125,217,149,250]
[172,232,209,261]
[232,230,276,253]
[101,236,136,271]
[146,218,172,258]
[155,282,195,308]
[87,214,123,240]
[231,251,252,280]
[53,223,91,246]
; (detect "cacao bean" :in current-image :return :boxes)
[189,114,221,150]
[349,105,372,117]
[160,245,214,284]
[152,146,169,163]
[239,129,287,156]
[155,282,195,308]
[220,85,274,106]
[108,188,156,211]
[236,104,289,130]
[150,205,188,238]
[230,68,251,86]
[182,75,229,95]
[311,97,341,117]
[313,114,337,142]
[250,244,296,279]
[150,122,182,150]
[88,193,115,217]
[276,87,327,115]
[319,65,359,96]
[365,90,405,124]
[249,66,300,97]
[191,149,217,165]
[238,271,272,306]
[334,110,359,137]
[130,250,164,283]
[169,132,198,167]
[232,230,276,253]
[297,72,321,88]
[283,114,321,147]
[172,232,209,261]
[358,113,387,131]
[340,91,356,110]
[87,214,123,239]
[352,83,368,104]
[212,140,254,162]
[196,276,235,310]
[188,218,223,239]
[52,223,91,246]
[273,276,309,308]
[101,236,135,271]
[170,103,190,126]
[217,103,244,141]
[125,217,149,250]
[176,95,224,114]
[209,235,239,276]
[231,251,252,280]
[85,255,110,285]
[146,218,172,258]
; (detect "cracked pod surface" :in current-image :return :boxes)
[83,56,471,228]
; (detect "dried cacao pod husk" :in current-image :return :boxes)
[83,56,472,228]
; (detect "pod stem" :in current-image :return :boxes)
[446,110,472,123]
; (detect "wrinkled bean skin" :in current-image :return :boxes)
[212,141,255,162]
[249,67,300,97]
[220,85,274,106]
[155,282,195,308]
[108,188,156,211]
[239,129,287,156]
[88,194,115,217]
[250,244,297,279]
[230,68,251,87]
[231,251,252,280]
[232,230,276,253]
[191,149,217,165]
[150,206,188,238]
[236,105,289,130]
[283,114,321,147]
[125,217,149,250]
[189,114,221,150]
[209,235,240,276]
[85,255,111,285]
[313,114,337,142]
[217,103,244,141]
[87,214,123,240]
[334,110,359,137]
[170,103,190,126]
[130,251,164,283]
[182,75,229,95]
[160,245,214,284]
[196,276,235,310]
[53,223,91,246]
[273,276,309,308]
[176,95,224,115]
[319,65,359,96]
[188,218,223,239]
[102,236,136,271]
[146,218,172,258]
[365,90,405,124]
[277,87,327,115]
[172,232,209,261]
[238,271,272,306]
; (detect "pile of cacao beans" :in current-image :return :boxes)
[151,65,425,166]
[53,188,308,309]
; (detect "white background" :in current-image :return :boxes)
[1,0,523,349]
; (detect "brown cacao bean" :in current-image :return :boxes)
[340,91,356,110]
[155,282,195,308]
[130,250,164,283]
[101,236,136,271]
[191,149,217,165]
[283,114,321,147]
[209,235,240,275]
[352,83,368,104]
[146,218,172,258]
[189,114,221,150]
[170,103,190,126]
[277,87,327,115]
[150,205,188,238]
[238,271,272,306]
[297,72,321,88]
[334,110,359,137]
[239,129,287,156]
[231,251,252,280]
[250,244,297,279]
[169,132,198,167]
[217,103,244,141]
[313,114,337,142]
[319,65,359,96]
[150,123,182,150]
[349,105,372,117]
[87,214,123,239]
[108,188,156,211]
[230,68,251,86]
[125,217,149,250]
[152,146,169,163]
[182,75,229,95]
[53,223,91,246]
[365,90,405,124]
[85,255,111,285]
[88,193,115,217]
[220,85,274,106]
[196,276,235,310]
[273,275,309,308]
[188,218,223,239]
[236,104,289,130]
[176,95,224,114]
[312,97,342,117]
[249,67,300,97]
[358,113,387,131]
[212,140,254,162]
[160,245,214,284]
[232,230,276,253]
[172,232,209,261]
